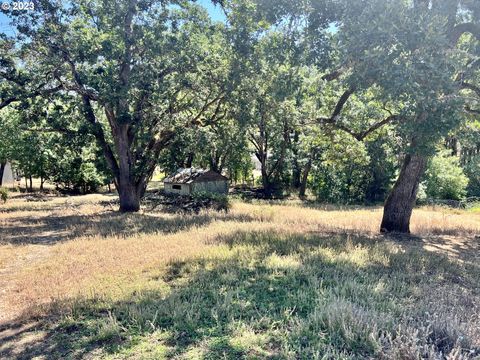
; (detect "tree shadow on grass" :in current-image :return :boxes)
[0,320,107,360]
[1,231,479,359]
[0,192,119,214]
[0,211,256,246]
[419,234,480,267]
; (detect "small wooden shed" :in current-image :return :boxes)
[164,168,229,196]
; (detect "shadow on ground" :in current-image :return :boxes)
[418,234,480,267]
[1,231,478,359]
[0,210,256,245]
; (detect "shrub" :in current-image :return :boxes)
[416,182,428,204]
[312,137,372,204]
[424,151,469,201]
[192,191,230,211]
[0,187,8,203]
[464,157,480,197]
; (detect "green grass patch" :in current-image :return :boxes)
[21,232,478,359]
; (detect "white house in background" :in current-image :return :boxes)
[1,162,15,188]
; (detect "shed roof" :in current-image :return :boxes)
[164,168,228,184]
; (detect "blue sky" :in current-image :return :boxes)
[0,1,225,37]
[197,0,226,22]
[0,10,13,36]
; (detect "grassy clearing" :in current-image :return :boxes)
[467,202,480,214]
[0,194,479,359]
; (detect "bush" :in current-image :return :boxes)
[0,187,8,203]
[416,182,428,204]
[192,191,230,211]
[145,191,231,213]
[464,157,480,197]
[424,151,469,201]
[311,137,372,204]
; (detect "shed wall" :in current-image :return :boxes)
[191,180,228,195]
[164,183,192,195]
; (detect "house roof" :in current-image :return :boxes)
[164,168,228,184]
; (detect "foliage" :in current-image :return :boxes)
[158,118,251,183]
[466,201,480,213]
[0,187,8,203]
[424,150,469,201]
[233,30,308,195]
[309,129,399,204]
[49,146,110,194]
[0,109,17,168]
[464,157,480,197]
[364,133,398,203]
[1,104,111,193]
[1,0,233,210]
[191,191,230,211]
[312,133,371,203]
[454,119,480,197]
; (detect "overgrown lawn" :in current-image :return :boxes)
[0,194,479,359]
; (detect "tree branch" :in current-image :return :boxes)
[461,81,480,98]
[321,68,343,82]
[0,84,63,110]
[316,88,355,124]
[449,22,480,45]
[354,115,399,140]
[464,105,480,115]
[81,95,120,181]
[190,93,224,126]
[311,88,398,140]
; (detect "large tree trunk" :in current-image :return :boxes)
[299,158,312,198]
[292,167,301,189]
[261,167,273,197]
[118,182,140,212]
[115,126,141,213]
[380,153,427,233]
[0,162,6,187]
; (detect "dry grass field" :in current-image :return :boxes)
[0,193,479,359]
